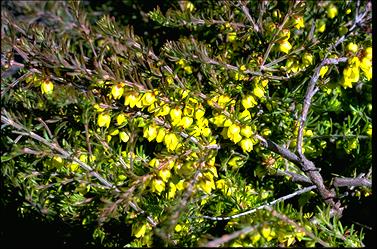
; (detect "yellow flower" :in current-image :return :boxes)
[347,42,358,53]
[238,109,251,121]
[304,129,313,137]
[261,128,271,136]
[360,57,372,80]
[319,66,328,78]
[156,104,170,116]
[185,1,195,12]
[119,131,130,143]
[97,113,111,128]
[294,16,304,29]
[141,92,156,107]
[317,20,326,33]
[170,107,182,124]
[198,173,216,194]
[279,29,290,41]
[94,103,105,112]
[124,92,140,108]
[211,114,227,127]
[156,128,166,143]
[143,125,158,142]
[134,223,147,238]
[218,95,232,108]
[242,95,257,109]
[240,138,253,152]
[180,116,193,129]
[279,40,292,54]
[195,108,205,120]
[184,65,192,74]
[228,32,237,42]
[261,225,271,239]
[116,113,127,125]
[110,129,119,136]
[111,83,124,99]
[327,4,338,19]
[158,169,171,182]
[253,85,265,99]
[302,53,313,66]
[227,124,242,143]
[251,233,261,244]
[151,178,165,194]
[239,65,247,71]
[164,133,180,152]
[228,156,243,169]
[240,126,253,138]
[365,47,372,59]
[41,80,54,95]
[167,182,177,199]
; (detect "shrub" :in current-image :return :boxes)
[1,0,372,247]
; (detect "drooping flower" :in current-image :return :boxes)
[41,80,54,95]
[97,113,111,128]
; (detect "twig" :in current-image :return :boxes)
[238,1,260,32]
[200,185,317,221]
[204,224,260,247]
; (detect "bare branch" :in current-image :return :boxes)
[333,177,372,188]
[200,185,317,221]
[204,224,260,247]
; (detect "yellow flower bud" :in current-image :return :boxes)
[317,20,326,33]
[365,47,372,59]
[228,32,237,42]
[327,4,338,19]
[302,53,313,66]
[41,80,54,95]
[319,66,328,78]
[278,40,292,54]
[347,42,358,53]
[239,65,247,71]
[119,131,130,143]
[111,83,124,99]
[167,182,177,199]
[97,113,111,128]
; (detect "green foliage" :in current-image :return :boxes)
[1,0,372,247]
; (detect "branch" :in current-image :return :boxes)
[333,177,372,188]
[204,224,260,247]
[200,185,317,221]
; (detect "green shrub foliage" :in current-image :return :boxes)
[1,0,372,247]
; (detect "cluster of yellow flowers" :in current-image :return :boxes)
[342,45,372,88]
